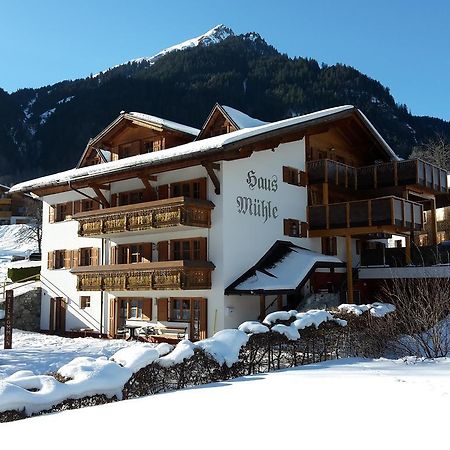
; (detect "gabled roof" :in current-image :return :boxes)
[196,103,267,140]
[77,111,200,168]
[10,105,399,194]
[225,241,345,295]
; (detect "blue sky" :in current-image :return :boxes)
[1,0,449,120]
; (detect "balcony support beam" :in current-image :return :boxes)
[345,234,354,304]
[202,161,221,195]
[90,184,110,208]
[139,175,157,198]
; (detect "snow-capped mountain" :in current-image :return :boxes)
[94,24,234,77]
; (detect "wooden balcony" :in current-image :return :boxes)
[71,260,215,291]
[73,196,214,237]
[71,261,214,291]
[308,196,423,236]
[307,159,448,194]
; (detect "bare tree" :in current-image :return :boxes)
[16,199,43,254]
[410,134,450,170]
[380,277,450,358]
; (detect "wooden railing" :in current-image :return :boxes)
[309,196,423,232]
[71,260,214,291]
[74,196,214,237]
[307,158,448,193]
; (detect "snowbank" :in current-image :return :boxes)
[271,323,300,340]
[0,357,131,415]
[157,340,196,368]
[195,329,249,367]
[338,302,395,318]
[238,321,270,334]
[110,344,160,373]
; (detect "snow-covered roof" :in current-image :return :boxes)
[221,105,267,129]
[225,241,344,295]
[10,105,398,194]
[127,112,200,136]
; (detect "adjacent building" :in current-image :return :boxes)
[10,104,449,339]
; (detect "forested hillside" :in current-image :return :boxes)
[0,26,449,185]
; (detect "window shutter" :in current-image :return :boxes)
[157,241,168,262]
[300,221,309,238]
[47,251,55,270]
[282,166,290,183]
[199,178,207,200]
[110,245,117,265]
[48,205,55,223]
[158,185,169,200]
[64,250,72,269]
[72,249,80,268]
[142,299,152,320]
[91,248,100,266]
[199,298,207,341]
[299,170,307,187]
[108,298,117,338]
[111,194,118,207]
[73,201,81,215]
[199,237,207,261]
[283,219,291,236]
[141,243,152,262]
[93,198,101,210]
[157,298,168,321]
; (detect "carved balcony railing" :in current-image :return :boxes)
[308,196,423,235]
[74,196,214,237]
[307,158,448,194]
[71,260,215,291]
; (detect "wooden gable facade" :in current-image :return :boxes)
[78,112,197,168]
[196,103,240,140]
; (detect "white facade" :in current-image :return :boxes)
[39,137,357,337]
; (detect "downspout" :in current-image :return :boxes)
[68,180,108,336]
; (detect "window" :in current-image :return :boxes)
[283,219,308,238]
[79,248,92,267]
[81,199,97,212]
[129,299,143,319]
[169,298,191,322]
[80,296,91,309]
[170,238,206,261]
[54,250,66,269]
[116,243,152,264]
[282,166,306,187]
[170,178,206,200]
[418,234,429,246]
[118,190,146,206]
[117,298,151,326]
[322,237,337,256]
[356,240,361,255]
[55,202,73,222]
[437,231,446,244]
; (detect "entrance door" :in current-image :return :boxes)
[190,298,207,341]
[49,297,66,334]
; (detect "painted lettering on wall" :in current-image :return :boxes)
[236,170,279,223]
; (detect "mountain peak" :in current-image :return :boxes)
[94,25,234,77]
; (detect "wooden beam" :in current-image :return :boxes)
[139,175,156,198]
[405,235,411,264]
[202,161,221,195]
[90,184,110,208]
[430,198,438,245]
[277,294,283,310]
[346,235,354,304]
[259,294,266,320]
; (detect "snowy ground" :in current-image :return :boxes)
[0,329,142,378]
[0,356,449,448]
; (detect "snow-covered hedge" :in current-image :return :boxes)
[0,303,395,421]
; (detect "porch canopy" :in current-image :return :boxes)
[225,240,345,295]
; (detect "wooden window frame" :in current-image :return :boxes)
[54,250,66,269]
[80,296,91,309]
[321,237,338,256]
[55,202,73,222]
[283,219,308,238]
[169,178,207,200]
[116,243,152,264]
[118,297,152,321]
[169,238,207,261]
[168,297,192,322]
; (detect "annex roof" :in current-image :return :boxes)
[10,105,399,195]
[225,241,345,295]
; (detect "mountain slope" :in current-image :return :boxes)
[0,25,449,185]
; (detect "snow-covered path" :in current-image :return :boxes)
[0,329,142,378]
[1,357,449,448]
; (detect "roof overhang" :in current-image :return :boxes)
[10,105,399,196]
